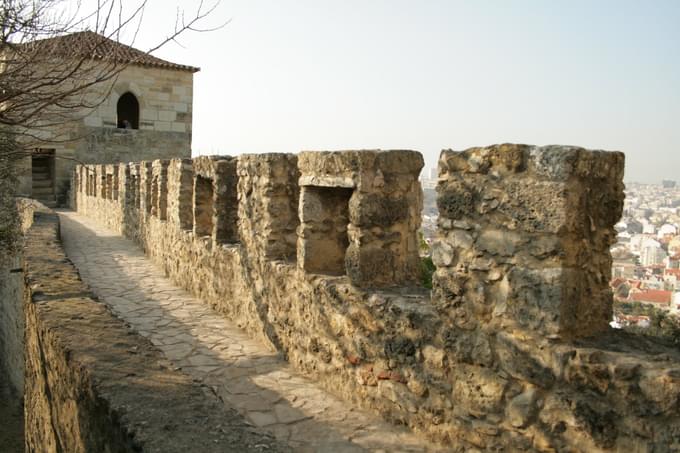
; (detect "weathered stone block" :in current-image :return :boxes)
[192,156,238,244]
[167,159,193,231]
[349,193,409,227]
[298,150,423,287]
[238,153,300,261]
[345,245,396,285]
[440,143,529,176]
[435,144,624,338]
[506,388,539,428]
[151,160,169,220]
[298,185,352,275]
[452,365,507,415]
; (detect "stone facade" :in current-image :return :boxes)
[17,51,196,206]
[70,145,680,451]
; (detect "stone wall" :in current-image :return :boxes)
[71,146,680,451]
[0,198,42,396]
[0,253,24,395]
[434,145,625,338]
[21,209,287,452]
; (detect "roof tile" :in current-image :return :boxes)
[21,31,199,73]
[629,290,672,305]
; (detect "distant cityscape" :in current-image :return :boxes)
[610,180,680,327]
[419,167,438,245]
[419,169,680,328]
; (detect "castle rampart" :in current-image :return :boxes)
[1,202,286,452]
[70,145,680,450]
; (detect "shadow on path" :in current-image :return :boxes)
[0,377,23,453]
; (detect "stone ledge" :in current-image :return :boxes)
[23,211,289,452]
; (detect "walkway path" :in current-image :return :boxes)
[58,210,445,453]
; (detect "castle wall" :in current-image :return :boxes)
[19,208,286,453]
[0,251,24,396]
[71,146,680,451]
[0,199,43,398]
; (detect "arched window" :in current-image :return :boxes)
[117,92,139,129]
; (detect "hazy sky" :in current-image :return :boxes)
[76,1,680,183]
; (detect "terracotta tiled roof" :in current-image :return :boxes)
[20,31,199,73]
[629,290,672,306]
[664,269,680,278]
[610,278,626,289]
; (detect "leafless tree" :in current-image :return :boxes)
[1,0,221,144]
[0,0,223,254]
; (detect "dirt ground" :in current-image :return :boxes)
[0,377,23,453]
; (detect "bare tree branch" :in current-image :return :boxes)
[0,0,224,232]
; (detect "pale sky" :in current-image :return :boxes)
[76,1,680,183]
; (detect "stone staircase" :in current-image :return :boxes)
[31,158,56,207]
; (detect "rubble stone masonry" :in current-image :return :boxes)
[18,206,287,452]
[71,145,680,451]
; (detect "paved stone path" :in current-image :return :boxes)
[58,210,446,452]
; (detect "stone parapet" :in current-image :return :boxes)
[167,158,193,231]
[237,153,300,261]
[191,156,239,244]
[150,160,169,220]
[298,150,423,286]
[435,144,625,338]
[69,146,679,451]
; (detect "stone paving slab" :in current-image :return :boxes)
[58,210,448,452]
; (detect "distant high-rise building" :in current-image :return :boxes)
[641,244,667,266]
[429,167,438,180]
[662,180,676,188]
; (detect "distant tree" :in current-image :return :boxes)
[420,256,435,290]
[418,230,430,256]
[619,301,680,345]
[417,230,435,289]
[0,133,19,261]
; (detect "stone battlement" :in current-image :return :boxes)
[70,145,680,451]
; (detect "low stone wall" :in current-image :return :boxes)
[0,198,42,396]
[22,210,287,452]
[0,253,24,395]
[71,146,680,451]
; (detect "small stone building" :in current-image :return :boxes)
[16,31,198,206]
